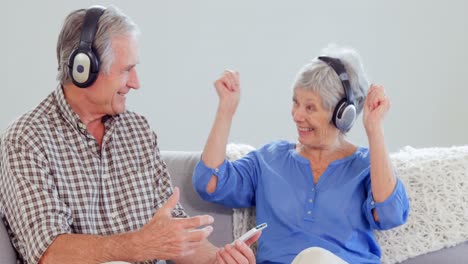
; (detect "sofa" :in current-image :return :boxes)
[1,146,468,263]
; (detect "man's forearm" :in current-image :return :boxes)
[40,232,140,264]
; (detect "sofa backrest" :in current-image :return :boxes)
[161,151,234,247]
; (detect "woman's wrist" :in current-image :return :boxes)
[366,125,385,144]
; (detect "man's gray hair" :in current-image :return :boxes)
[56,5,140,84]
[291,44,370,116]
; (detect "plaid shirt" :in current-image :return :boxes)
[0,86,186,264]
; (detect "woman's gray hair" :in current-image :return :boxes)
[292,44,370,116]
[56,5,140,84]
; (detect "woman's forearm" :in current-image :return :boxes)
[202,106,234,168]
[201,106,234,193]
[368,128,396,203]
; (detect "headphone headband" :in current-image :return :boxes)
[317,56,354,104]
[79,6,106,50]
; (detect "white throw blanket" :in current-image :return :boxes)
[377,146,468,263]
[227,144,468,264]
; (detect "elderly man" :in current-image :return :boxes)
[0,5,258,264]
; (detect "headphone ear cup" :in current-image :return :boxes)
[68,48,100,88]
[332,98,356,132]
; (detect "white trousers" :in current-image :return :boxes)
[291,247,348,264]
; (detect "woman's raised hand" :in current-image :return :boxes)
[214,70,241,116]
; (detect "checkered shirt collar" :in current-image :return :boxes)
[54,85,119,132]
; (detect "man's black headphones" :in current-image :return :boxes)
[68,6,106,88]
[318,56,356,132]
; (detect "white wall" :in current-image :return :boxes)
[3,0,468,152]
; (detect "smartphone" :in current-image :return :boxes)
[232,223,268,244]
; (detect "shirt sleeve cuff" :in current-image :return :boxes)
[364,179,409,230]
[26,218,71,264]
[193,158,228,199]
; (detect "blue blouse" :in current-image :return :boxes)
[193,140,409,264]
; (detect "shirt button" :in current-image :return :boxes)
[311,188,315,192]
[111,212,119,219]
[309,199,313,203]
[371,201,375,205]
[214,168,219,173]
[307,211,312,215]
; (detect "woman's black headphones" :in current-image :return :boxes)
[318,56,356,132]
[68,6,106,88]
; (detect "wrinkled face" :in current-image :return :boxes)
[291,88,340,147]
[85,34,140,116]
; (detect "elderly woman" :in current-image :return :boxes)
[193,45,409,264]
